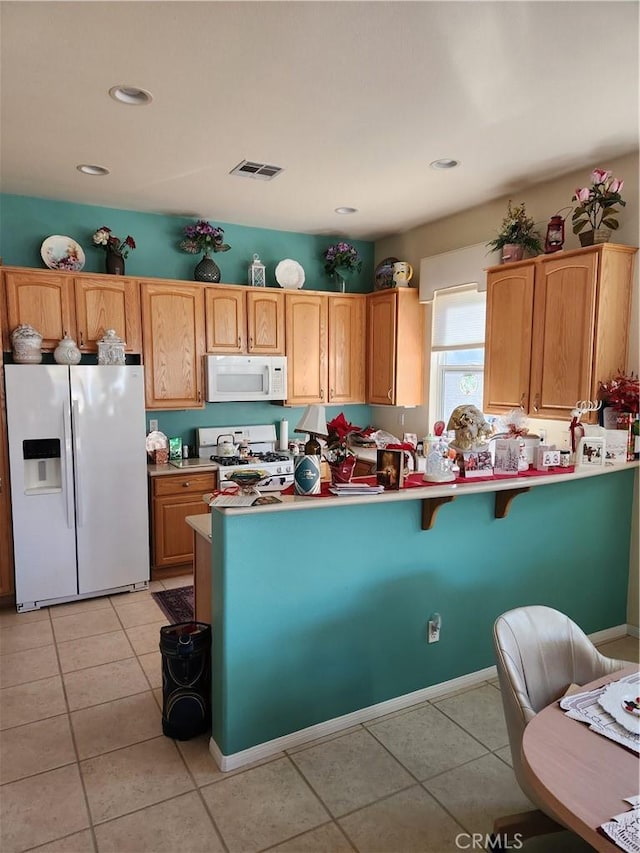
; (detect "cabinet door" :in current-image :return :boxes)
[484,264,535,414]
[74,276,142,352]
[247,290,285,354]
[367,291,397,404]
[205,286,246,352]
[530,252,598,419]
[285,292,328,404]
[394,288,424,407]
[4,270,75,350]
[152,493,209,571]
[141,282,205,409]
[328,295,365,403]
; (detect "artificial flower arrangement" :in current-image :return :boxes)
[572,168,626,236]
[486,201,542,255]
[598,372,639,414]
[323,241,362,277]
[325,413,362,463]
[92,227,136,258]
[179,220,230,255]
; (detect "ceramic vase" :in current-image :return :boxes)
[501,244,525,263]
[11,324,43,363]
[194,252,221,283]
[53,333,81,365]
[106,249,125,276]
[579,228,611,248]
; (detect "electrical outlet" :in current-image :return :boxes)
[149,419,159,432]
[427,613,441,643]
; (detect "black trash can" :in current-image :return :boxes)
[159,621,211,740]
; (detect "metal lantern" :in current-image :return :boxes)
[544,214,565,253]
[248,253,266,287]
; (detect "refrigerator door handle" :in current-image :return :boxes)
[71,399,84,527]
[62,401,75,529]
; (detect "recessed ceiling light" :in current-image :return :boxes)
[430,159,460,170]
[76,164,110,176]
[335,207,358,215]
[108,85,153,106]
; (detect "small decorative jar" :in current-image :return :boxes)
[53,333,81,365]
[11,324,43,364]
[97,329,126,365]
[248,253,266,287]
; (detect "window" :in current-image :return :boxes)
[429,286,486,423]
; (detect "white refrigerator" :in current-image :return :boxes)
[5,365,149,611]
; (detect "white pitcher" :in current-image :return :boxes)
[392,261,413,287]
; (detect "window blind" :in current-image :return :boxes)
[432,287,486,349]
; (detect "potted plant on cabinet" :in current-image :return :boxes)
[571,168,626,246]
[486,200,543,263]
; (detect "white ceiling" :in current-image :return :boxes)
[1,1,638,241]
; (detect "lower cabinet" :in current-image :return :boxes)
[150,472,216,578]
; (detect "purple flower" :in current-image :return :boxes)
[180,220,230,254]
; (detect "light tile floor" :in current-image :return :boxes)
[0,582,637,853]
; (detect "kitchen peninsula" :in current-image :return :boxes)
[190,463,638,770]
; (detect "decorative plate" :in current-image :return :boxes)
[275,259,305,289]
[598,680,640,734]
[41,235,85,271]
[374,256,399,291]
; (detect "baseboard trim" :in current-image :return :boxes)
[626,623,639,639]
[208,622,632,772]
[210,664,497,772]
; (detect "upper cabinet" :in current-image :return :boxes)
[284,291,366,406]
[328,294,365,404]
[366,288,424,406]
[484,244,636,421]
[285,292,328,405]
[141,281,206,409]
[205,285,284,354]
[2,268,141,353]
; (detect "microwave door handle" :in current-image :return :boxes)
[265,365,271,396]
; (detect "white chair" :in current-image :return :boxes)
[492,605,631,842]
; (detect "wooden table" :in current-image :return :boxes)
[521,665,640,852]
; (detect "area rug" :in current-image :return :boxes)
[152,586,194,624]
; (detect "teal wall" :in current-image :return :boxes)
[153,403,373,452]
[0,194,374,292]
[211,468,635,755]
[1,193,375,436]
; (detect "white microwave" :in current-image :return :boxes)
[205,355,288,402]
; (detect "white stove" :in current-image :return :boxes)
[196,424,294,492]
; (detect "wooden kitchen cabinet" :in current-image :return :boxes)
[328,294,366,404]
[141,281,206,409]
[366,288,424,406]
[150,472,216,578]
[205,285,285,354]
[2,267,141,353]
[484,244,636,421]
[285,291,328,404]
[285,291,366,405]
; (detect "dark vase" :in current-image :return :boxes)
[194,252,221,283]
[105,250,125,276]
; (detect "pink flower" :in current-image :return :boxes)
[609,178,624,194]
[574,187,591,203]
[591,168,611,185]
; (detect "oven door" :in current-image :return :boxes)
[219,472,293,493]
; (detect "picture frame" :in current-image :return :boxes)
[604,429,628,466]
[576,436,605,468]
[376,448,404,490]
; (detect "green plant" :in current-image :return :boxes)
[486,201,542,255]
[571,168,625,235]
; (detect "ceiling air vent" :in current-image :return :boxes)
[230,160,284,181]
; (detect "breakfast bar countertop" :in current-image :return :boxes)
[206,461,639,516]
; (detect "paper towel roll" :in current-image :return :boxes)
[279,419,289,451]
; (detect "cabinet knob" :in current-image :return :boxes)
[330,388,335,399]
[249,336,253,346]
[387,388,392,401]
[197,390,201,403]
[520,392,526,408]
[533,393,540,413]
[79,331,84,347]
[182,481,191,487]
[320,389,324,400]
[238,336,241,348]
